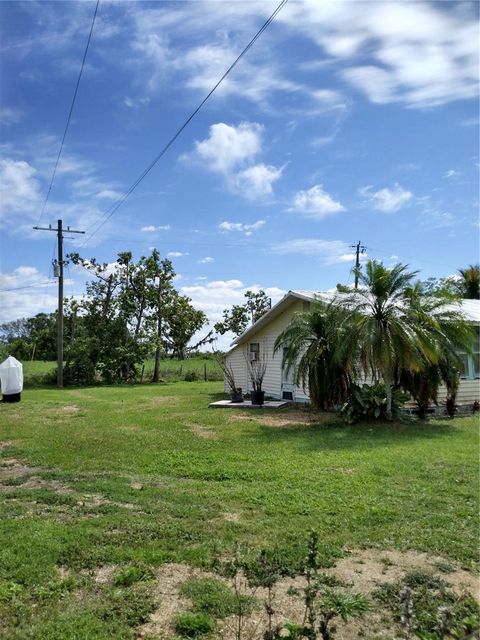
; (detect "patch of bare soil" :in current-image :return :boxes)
[83,565,119,584]
[0,458,73,495]
[142,396,178,409]
[230,410,338,429]
[186,422,218,440]
[0,441,14,452]
[76,493,136,510]
[137,564,214,639]
[332,548,480,602]
[0,458,42,480]
[61,405,81,413]
[137,549,479,640]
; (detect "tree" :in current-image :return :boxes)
[274,301,357,410]
[163,293,207,359]
[215,290,271,336]
[457,264,480,299]
[398,283,474,418]
[343,260,474,421]
[342,261,428,421]
[0,314,57,361]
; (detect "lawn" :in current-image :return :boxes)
[0,381,478,638]
[21,357,223,386]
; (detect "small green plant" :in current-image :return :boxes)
[341,383,408,424]
[373,573,480,639]
[179,576,255,619]
[403,570,448,591]
[174,611,215,637]
[184,370,198,382]
[114,563,154,587]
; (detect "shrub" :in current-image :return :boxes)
[184,370,198,382]
[174,612,215,637]
[341,383,408,424]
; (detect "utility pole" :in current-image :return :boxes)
[350,241,366,289]
[33,219,85,388]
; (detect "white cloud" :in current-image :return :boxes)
[96,189,122,200]
[180,278,285,349]
[0,159,42,226]
[193,122,263,174]
[141,224,171,232]
[234,164,283,199]
[272,239,359,265]
[219,220,266,234]
[444,169,461,179]
[167,251,188,257]
[288,184,345,219]
[188,122,283,200]
[280,0,479,108]
[0,267,57,323]
[359,183,413,213]
[0,107,22,125]
[198,256,214,264]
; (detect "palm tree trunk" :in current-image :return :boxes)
[383,370,393,421]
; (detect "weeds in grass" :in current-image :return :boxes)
[113,562,154,587]
[174,611,216,637]
[373,570,480,638]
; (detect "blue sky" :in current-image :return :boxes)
[0,0,478,341]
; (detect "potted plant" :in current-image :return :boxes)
[246,351,267,406]
[214,350,243,403]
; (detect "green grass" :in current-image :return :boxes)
[0,382,478,638]
[22,357,223,387]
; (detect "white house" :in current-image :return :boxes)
[224,291,480,406]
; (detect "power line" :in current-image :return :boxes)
[80,0,289,247]
[0,281,56,293]
[36,0,100,227]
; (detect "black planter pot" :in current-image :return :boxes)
[251,390,265,406]
[2,393,21,403]
[230,389,243,403]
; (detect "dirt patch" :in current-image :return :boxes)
[0,441,14,452]
[186,422,218,440]
[332,548,480,601]
[76,493,136,510]
[0,458,42,480]
[137,564,213,639]
[84,565,119,585]
[230,410,338,429]
[143,396,178,409]
[137,549,479,640]
[62,405,81,413]
[221,512,241,523]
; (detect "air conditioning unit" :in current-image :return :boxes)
[250,351,258,361]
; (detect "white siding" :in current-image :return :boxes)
[224,295,480,407]
[223,345,248,395]
[438,379,479,405]
[225,300,309,401]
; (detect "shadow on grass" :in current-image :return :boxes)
[247,416,460,452]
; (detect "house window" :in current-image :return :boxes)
[473,327,480,379]
[249,343,260,361]
[303,301,311,312]
[458,327,480,379]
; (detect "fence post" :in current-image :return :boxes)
[204,362,207,381]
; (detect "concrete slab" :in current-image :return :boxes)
[209,400,289,409]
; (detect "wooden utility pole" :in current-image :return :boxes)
[350,240,366,289]
[33,219,85,388]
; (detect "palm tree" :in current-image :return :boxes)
[274,301,357,410]
[342,261,433,421]
[457,264,480,299]
[399,284,475,418]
